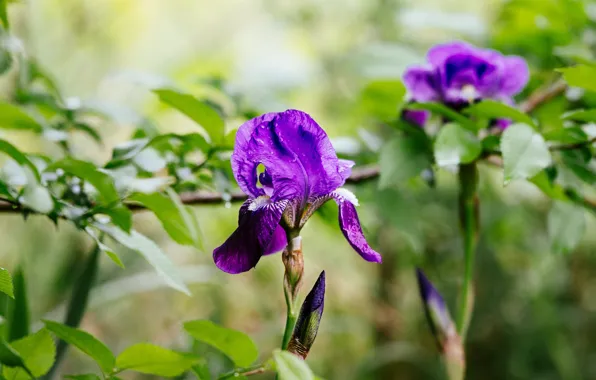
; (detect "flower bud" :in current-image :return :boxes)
[287,271,325,359]
[282,236,304,302]
[416,268,465,380]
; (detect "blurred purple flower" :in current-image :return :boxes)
[213,110,382,274]
[416,268,455,350]
[403,41,529,127]
[288,271,325,358]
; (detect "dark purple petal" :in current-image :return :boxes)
[499,56,529,97]
[403,109,429,127]
[416,268,454,348]
[333,190,382,263]
[264,225,287,255]
[231,110,348,202]
[213,198,288,274]
[442,54,499,102]
[493,118,511,129]
[427,41,474,67]
[403,65,440,102]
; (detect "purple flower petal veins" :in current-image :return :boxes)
[403,41,529,127]
[213,109,382,273]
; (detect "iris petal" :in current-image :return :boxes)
[403,65,440,102]
[333,189,382,263]
[213,199,288,273]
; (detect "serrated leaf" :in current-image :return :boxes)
[378,134,431,188]
[129,189,201,249]
[96,223,190,295]
[0,269,12,299]
[183,320,257,367]
[548,201,585,255]
[501,123,552,183]
[558,65,596,92]
[434,123,482,167]
[6,267,28,342]
[464,100,536,128]
[406,103,478,131]
[3,329,56,379]
[360,80,406,120]
[43,320,115,374]
[50,158,119,204]
[154,89,225,144]
[273,350,314,380]
[562,109,596,123]
[115,343,198,377]
[0,103,42,132]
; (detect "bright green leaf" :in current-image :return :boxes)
[65,374,102,380]
[529,171,568,201]
[273,350,314,380]
[378,134,431,188]
[96,223,190,295]
[464,100,536,128]
[0,268,12,299]
[501,123,552,183]
[406,103,478,131]
[562,109,596,123]
[0,339,28,370]
[154,89,225,144]
[115,343,198,377]
[50,158,119,204]
[129,189,202,248]
[434,123,482,167]
[0,0,8,30]
[6,267,28,342]
[183,320,258,367]
[360,80,406,120]
[548,201,585,255]
[558,65,596,92]
[0,139,41,182]
[543,127,588,144]
[43,320,115,374]
[3,329,56,379]
[190,360,211,380]
[0,104,42,132]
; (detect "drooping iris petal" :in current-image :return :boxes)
[333,190,382,263]
[264,225,287,255]
[231,110,348,203]
[403,66,440,102]
[500,56,530,97]
[214,199,288,273]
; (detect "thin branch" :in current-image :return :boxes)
[550,136,596,151]
[519,79,567,114]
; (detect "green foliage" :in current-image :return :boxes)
[3,329,56,379]
[154,89,225,144]
[379,133,431,188]
[43,320,115,374]
[464,100,536,128]
[6,268,28,342]
[0,268,13,299]
[184,320,258,368]
[0,103,42,131]
[273,350,314,380]
[501,123,552,183]
[548,201,585,254]
[406,103,477,131]
[115,343,198,377]
[434,123,482,167]
[558,65,596,92]
[49,158,120,204]
[360,80,406,121]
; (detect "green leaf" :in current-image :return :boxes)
[0,0,8,30]
[96,224,190,295]
[0,139,41,182]
[434,123,482,167]
[154,89,225,144]
[272,350,314,380]
[6,267,28,342]
[20,183,54,214]
[43,320,115,374]
[360,80,406,120]
[65,375,102,380]
[0,103,42,132]
[378,134,431,188]
[115,343,198,377]
[561,150,596,185]
[183,320,258,367]
[529,171,568,201]
[548,201,585,255]
[557,65,596,92]
[50,158,119,204]
[0,339,28,370]
[3,329,56,379]
[543,127,588,144]
[91,204,132,233]
[406,103,478,131]
[0,268,13,299]
[191,361,211,380]
[85,228,125,268]
[562,109,596,123]
[464,100,536,128]
[129,189,202,249]
[501,123,552,183]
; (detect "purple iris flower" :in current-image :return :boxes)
[403,41,529,127]
[213,109,382,274]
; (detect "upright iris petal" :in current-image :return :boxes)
[214,109,381,274]
[403,41,529,127]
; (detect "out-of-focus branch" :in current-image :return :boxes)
[519,79,567,114]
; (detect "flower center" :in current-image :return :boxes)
[460,84,477,103]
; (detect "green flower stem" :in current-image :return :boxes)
[280,235,303,350]
[456,162,479,338]
[219,364,268,379]
[281,285,298,350]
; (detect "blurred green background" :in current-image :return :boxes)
[2,0,596,378]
